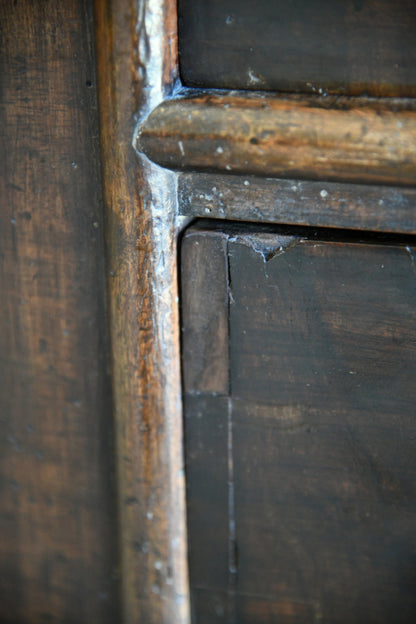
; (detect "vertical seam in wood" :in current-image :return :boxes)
[226,236,237,623]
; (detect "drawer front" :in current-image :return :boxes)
[182,221,416,623]
[178,0,416,96]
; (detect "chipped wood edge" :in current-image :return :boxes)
[93,1,189,622]
[137,93,416,186]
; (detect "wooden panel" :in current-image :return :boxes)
[229,235,416,408]
[231,400,416,623]
[182,221,416,623]
[181,228,229,394]
[0,1,119,622]
[138,94,416,186]
[179,173,416,234]
[185,396,229,593]
[178,0,416,97]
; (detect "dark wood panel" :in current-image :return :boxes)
[231,399,416,623]
[190,588,228,624]
[178,0,416,96]
[229,236,416,409]
[0,2,119,622]
[185,396,229,592]
[179,173,416,234]
[182,222,416,623]
[181,228,229,394]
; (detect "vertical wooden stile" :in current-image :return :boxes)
[93,1,189,622]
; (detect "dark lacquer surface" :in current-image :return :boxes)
[178,0,416,96]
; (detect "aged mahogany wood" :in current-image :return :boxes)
[138,94,416,186]
[179,173,416,234]
[94,0,189,622]
[0,1,119,622]
[182,221,416,624]
[178,0,416,97]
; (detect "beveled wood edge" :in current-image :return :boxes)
[137,92,416,187]
[94,1,189,623]
[178,172,416,233]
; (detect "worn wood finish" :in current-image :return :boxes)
[138,94,416,186]
[182,221,416,623]
[94,0,189,622]
[0,1,120,622]
[181,229,229,394]
[178,0,416,97]
[179,173,416,234]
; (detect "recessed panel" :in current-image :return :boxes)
[182,222,416,623]
[178,0,416,96]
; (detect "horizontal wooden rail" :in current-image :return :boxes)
[137,93,416,186]
[178,173,416,233]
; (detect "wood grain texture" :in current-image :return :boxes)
[94,0,189,622]
[181,229,229,394]
[179,173,416,234]
[182,222,416,624]
[138,93,416,186]
[229,236,416,409]
[0,1,120,622]
[178,0,416,97]
[229,235,416,623]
